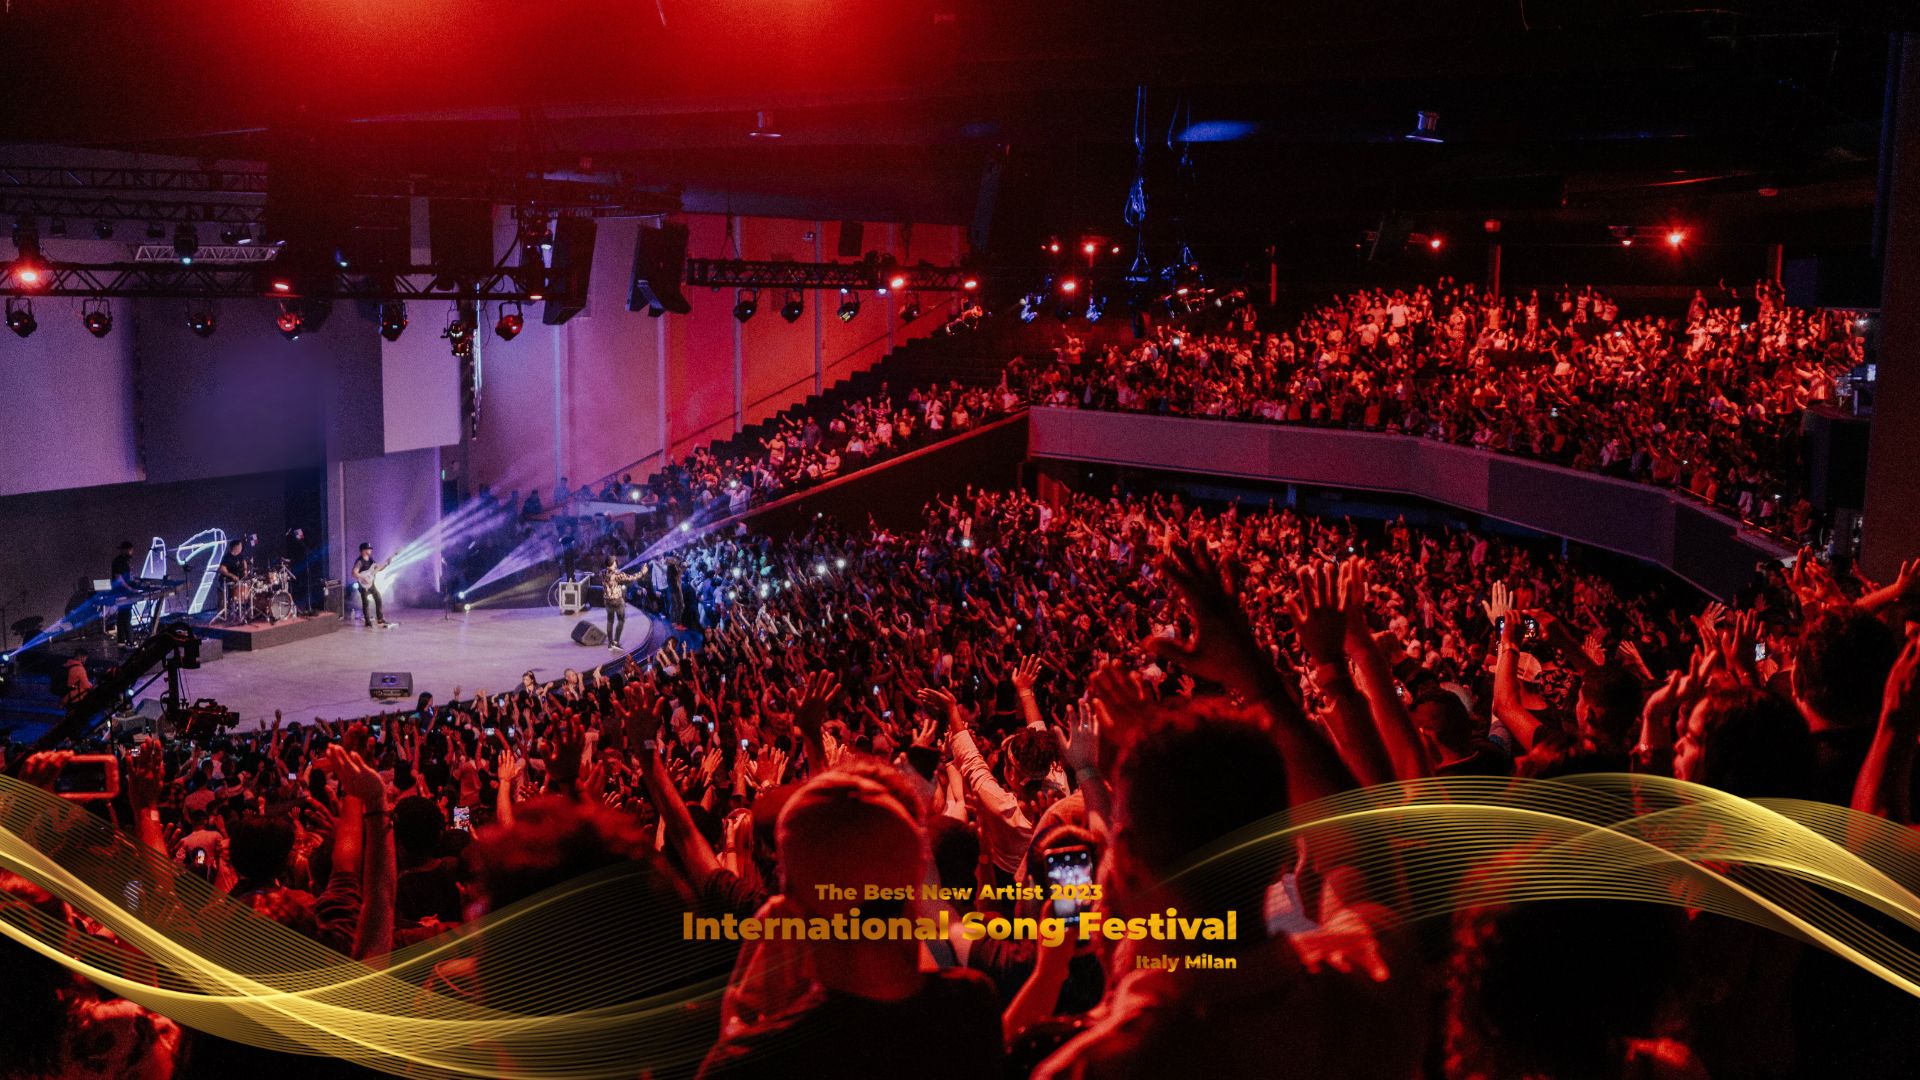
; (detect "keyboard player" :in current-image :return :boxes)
[110,540,137,643]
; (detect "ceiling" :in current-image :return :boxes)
[0,0,1912,261]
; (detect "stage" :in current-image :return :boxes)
[171,606,666,731]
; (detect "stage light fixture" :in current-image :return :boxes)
[1082,241,1097,256]
[443,303,476,358]
[734,288,759,323]
[1047,240,1061,254]
[780,289,805,323]
[378,300,408,342]
[6,298,36,338]
[1428,236,1444,251]
[1622,238,1634,247]
[186,306,217,338]
[93,221,114,240]
[1665,229,1686,248]
[145,222,165,240]
[899,292,922,321]
[961,277,979,291]
[173,223,199,264]
[837,288,861,322]
[220,227,243,245]
[495,302,525,341]
[887,273,908,291]
[275,301,306,341]
[270,278,293,294]
[81,299,112,338]
[9,221,47,289]
[1059,277,1078,294]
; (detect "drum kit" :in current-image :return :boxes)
[225,559,298,624]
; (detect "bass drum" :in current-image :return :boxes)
[266,592,296,623]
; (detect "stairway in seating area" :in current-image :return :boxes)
[698,328,1015,464]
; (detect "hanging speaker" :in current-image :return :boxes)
[430,199,494,274]
[837,220,865,258]
[627,222,692,316]
[541,217,598,326]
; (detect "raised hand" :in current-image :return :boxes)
[794,670,842,739]
[754,746,789,789]
[911,716,940,749]
[125,738,166,813]
[1482,581,1515,626]
[915,685,960,721]
[18,751,71,792]
[1011,654,1043,693]
[621,684,669,751]
[1059,700,1101,776]
[325,744,388,809]
[1285,562,1349,667]
[1148,541,1273,701]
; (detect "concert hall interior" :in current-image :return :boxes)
[6,3,1920,1079]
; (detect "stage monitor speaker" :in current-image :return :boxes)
[430,199,494,274]
[369,671,414,701]
[542,216,598,325]
[627,222,691,316]
[837,220,865,258]
[571,619,606,647]
[1801,408,1870,513]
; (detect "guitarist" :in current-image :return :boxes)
[353,543,391,629]
[600,554,631,651]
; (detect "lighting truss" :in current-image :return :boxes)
[685,258,978,291]
[0,163,679,225]
[0,262,552,302]
[130,244,280,264]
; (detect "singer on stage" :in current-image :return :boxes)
[600,555,630,651]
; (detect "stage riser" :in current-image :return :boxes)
[201,613,345,652]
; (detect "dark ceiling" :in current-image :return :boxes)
[0,0,1913,265]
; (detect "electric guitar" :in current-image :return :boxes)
[354,560,389,590]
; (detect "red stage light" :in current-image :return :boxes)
[1621,238,1634,247]
[271,279,292,292]
[888,274,907,290]
[1665,229,1686,248]
[1048,241,1061,253]
[1059,278,1078,294]
[1110,245,1121,255]
[1428,236,1444,251]
[14,266,42,287]
[961,277,979,291]
[1082,241,1097,255]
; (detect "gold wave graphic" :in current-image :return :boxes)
[6,772,1920,1077]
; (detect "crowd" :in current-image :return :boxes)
[7,477,1920,1078]
[1013,279,1865,539]
[441,379,1021,595]
[444,278,1861,607]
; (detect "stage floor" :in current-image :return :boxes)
[174,606,662,730]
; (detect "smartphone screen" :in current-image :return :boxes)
[451,806,472,832]
[54,756,117,799]
[1045,845,1095,927]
